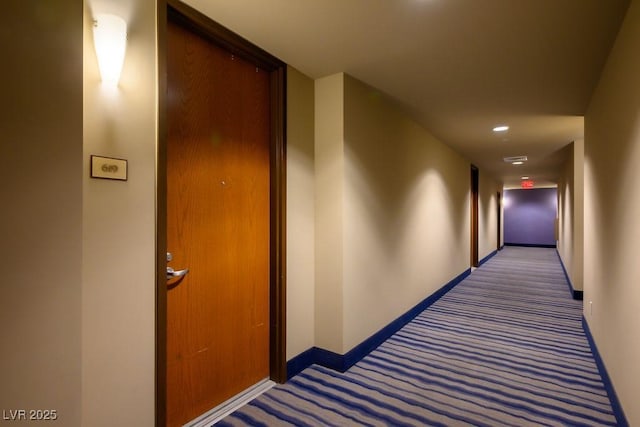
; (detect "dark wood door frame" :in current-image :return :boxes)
[470,165,479,267]
[156,1,287,425]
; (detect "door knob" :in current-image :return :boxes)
[167,252,189,282]
[167,266,189,280]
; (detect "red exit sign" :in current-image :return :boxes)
[521,180,534,189]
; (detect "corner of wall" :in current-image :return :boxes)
[572,139,584,292]
[313,73,345,353]
[286,66,317,359]
[478,170,501,261]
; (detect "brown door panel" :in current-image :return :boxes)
[166,19,270,426]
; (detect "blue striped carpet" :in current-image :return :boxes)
[217,247,616,426]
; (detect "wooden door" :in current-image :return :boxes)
[166,18,271,427]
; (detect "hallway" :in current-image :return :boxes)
[217,247,616,426]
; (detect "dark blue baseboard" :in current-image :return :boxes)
[582,317,628,427]
[285,347,317,379]
[286,268,472,380]
[504,243,557,248]
[479,250,497,266]
[555,249,584,300]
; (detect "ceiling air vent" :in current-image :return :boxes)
[503,156,528,163]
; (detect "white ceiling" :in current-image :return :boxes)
[183,0,629,188]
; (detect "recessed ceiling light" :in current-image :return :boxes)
[503,156,527,163]
[512,161,524,165]
[521,176,529,180]
[493,125,509,132]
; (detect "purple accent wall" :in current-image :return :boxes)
[504,188,557,246]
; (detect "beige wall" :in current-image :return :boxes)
[313,74,473,353]
[584,1,640,424]
[478,170,501,261]
[574,140,584,292]
[558,140,584,292]
[1,2,83,425]
[1,2,157,425]
[558,144,574,284]
[314,74,346,353]
[286,67,316,359]
[82,1,157,425]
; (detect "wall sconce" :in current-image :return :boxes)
[93,14,127,86]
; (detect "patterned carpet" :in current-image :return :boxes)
[217,247,617,426]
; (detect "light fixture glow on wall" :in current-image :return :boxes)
[493,125,509,132]
[93,14,127,86]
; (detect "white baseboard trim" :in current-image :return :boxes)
[185,378,275,427]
